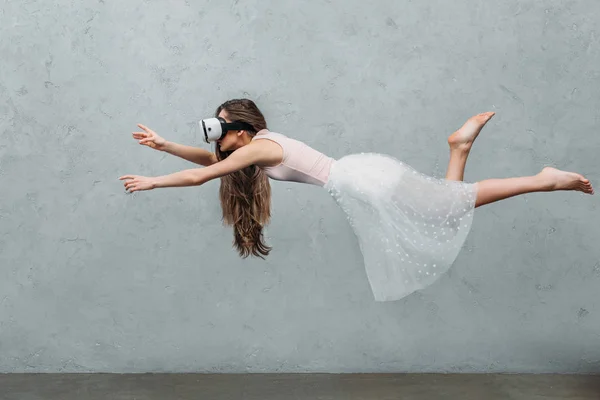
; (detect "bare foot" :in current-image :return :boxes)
[448,112,496,151]
[538,167,594,194]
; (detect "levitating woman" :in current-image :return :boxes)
[120,99,593,301]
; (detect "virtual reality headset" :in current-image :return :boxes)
[199,117,255,143]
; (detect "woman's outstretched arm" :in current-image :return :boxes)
[134,124,217,166]
[162,142,217,166]
[119,142,269,192]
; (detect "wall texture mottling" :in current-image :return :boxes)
[1,0,599,373]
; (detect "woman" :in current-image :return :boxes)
[119,99,594,301]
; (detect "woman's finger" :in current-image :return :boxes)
[119,175,135,180]
[137,124,151,133]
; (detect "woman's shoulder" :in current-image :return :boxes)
[252,129,291,143]
[254,129,285,137]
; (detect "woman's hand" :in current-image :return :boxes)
[119,175,156,193]
[133,124,167,151]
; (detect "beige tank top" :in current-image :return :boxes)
[251,129,335,187]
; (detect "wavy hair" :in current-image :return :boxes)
[214,99,272,258]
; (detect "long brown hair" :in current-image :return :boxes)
[214,99,272,258]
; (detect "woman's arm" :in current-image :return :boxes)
[162,141,218,166]
[120,142,272,192]
[134,124,217,166]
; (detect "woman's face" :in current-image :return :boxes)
[216,109,241,152]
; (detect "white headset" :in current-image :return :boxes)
[199,117,255,143]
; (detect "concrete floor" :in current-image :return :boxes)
[1,373,600,399]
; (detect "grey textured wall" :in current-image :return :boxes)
[1,0,599,373]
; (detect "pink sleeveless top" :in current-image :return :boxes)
[251,129,335,186]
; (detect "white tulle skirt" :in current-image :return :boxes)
[324,153,478,301]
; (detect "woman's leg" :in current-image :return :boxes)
[475,167,594,208]
[445,148,469,181]
[446,112,495,181]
